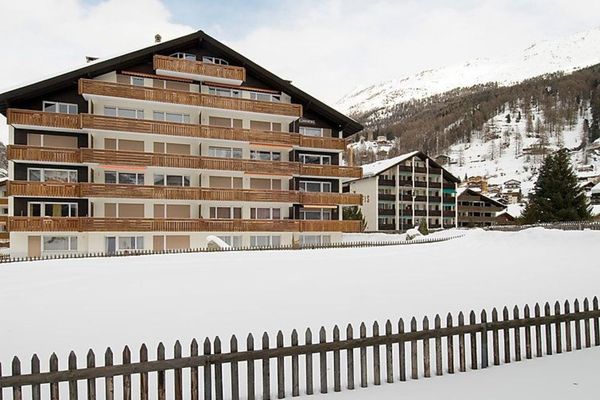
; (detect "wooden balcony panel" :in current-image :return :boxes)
[79,79,302,118]
[0,232,9,240]
[8,181,81,197]
[154,55,246,82]
[298,135,346,151]
[299,164,362,179]
[7,109,81,130]
[0,198,7,206]
[301,192,361,206]
[8,145,81,164]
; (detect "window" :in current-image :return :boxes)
[153,111,191,124]
[209,207,242,219]
[299,154,331,165]
[131,76,145,86]
[299,208,332,220]
[202,56,229,65]
[299,127,323,137]
[208,146,243,159]
[29,202,78,217]
[217,235,242,248]
[28,168,78,183]
[250,208,281,220]
[249,92,281,102]
[104,106,144,119]
[208,87,241,98]
[250,150,281,161]
[299,181,332,193]
[170,52,197,61]
[43,236,78,252]
[250,235,281,248]
[105,171,144,185]
[106,236,144,253]
[43,101,78,114]
[153,174,190,187]
[300,235,331,246]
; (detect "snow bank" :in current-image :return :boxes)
[206,235,231,249]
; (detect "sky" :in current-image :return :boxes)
[1,0,600,142]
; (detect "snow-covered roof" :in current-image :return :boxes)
[361,151,420,178]
[592,182,600,194]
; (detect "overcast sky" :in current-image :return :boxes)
[1,0,600,142]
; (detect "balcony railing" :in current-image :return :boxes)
[153,55,246,83]
[79,79,303,118]
[9,145,362,179]
[8,217,362,233]
[7,109,347,151]
[8,181,362,206]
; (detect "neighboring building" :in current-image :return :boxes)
[345,151,460,232]
[495,210,516,225]
[464,176,488,193]
[502,179,522,204]
[456,187,506,227]
[434,154,451,166]
[0,30,365,257]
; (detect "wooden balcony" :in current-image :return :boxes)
[0,198,7,206]
[7,109,82,130]
[0,232,9,240]
[9,217,362,233]
[79,79,302,118]
[7,109,347,150]
[153,55,246,84]
[9,145,362,179]
[8,181,362,206]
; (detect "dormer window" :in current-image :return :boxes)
[43,101,78,114]
[202,56,229,65]
[170,52,197,61]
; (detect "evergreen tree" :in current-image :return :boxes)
[342,206,367,231]
[521,149,591,223]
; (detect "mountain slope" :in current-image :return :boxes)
[337,27,600,121]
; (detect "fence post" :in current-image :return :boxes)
[422,317,431,378]
[230,336,240,400]
[446,314,454,374]
[157,343,166,400]
[174,341,184,400]
[574,300,582,350]
[140,345,149,400]
[513,306,521,361]
[524,305,532,359]
[31,355,40,400]
[385,320,393,383]
[276,331,285,399]
[11,357,21,400]
[262,333,270,400]
[203,338,212,400]
[480,310,488,369]
[122,346,131,400]
[247,334,255,400]
[469,311,477,370]
[458,312,466,372]
[190,340,199,400]
[398,318,406,381]
[87,350,96,400]
[372,322,381,385]
[554,302,562,354]
[564,301,572,352]
[503,307,511,363]
[360,323,368,387]
[434,315,443,376]
[305,328,314,394]
[214,338,223,400]
[544,303,553,355]
[333,325,341,392]
[346,324,355,390]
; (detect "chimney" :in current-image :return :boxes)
[85,56,99,63]
[155,34,162,44]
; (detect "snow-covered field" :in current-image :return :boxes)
[0,228,597,369]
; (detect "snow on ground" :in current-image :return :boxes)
[0,228,597,369]
[342,229,458,243]
[318,347,600,400]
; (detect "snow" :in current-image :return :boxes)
[592,182,600,194]
[337,27,600,117]
[316,347,600,399]
[507,203,526,218]
[360,151,419,178]
[0,228,598,369]
[206,235,231,249]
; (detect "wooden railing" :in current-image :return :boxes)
[8,217,362,233]
[153,54,246,82]
[6,109,81,130]
[0,198,7,206]
[8,181,362,206]
[79,79,302,117]
[9,145,362,179]
[1,297,598,400]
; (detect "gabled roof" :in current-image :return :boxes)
[360,151,460,182]
[0,30,363,136]
[457,187,506,208]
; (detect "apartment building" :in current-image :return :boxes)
[0,31,364,257]
[345,152,460,231]
[456,187,506,227]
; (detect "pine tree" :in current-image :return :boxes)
[342,206,367,231]
[521,149,591,223]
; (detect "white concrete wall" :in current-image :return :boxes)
[348,177,378,231]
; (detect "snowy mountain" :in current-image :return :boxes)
[337,27,600,119]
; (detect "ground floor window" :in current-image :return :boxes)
[217,235,242,248]
[43,236,78,252]
[106,236,144,253]
[250,235,281,248]
[299,235,331,246]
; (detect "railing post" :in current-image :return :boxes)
[480,310,488,369]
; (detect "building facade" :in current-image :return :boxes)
[0,31,364,257]
[456,188,506,227]
[345,152,460,231]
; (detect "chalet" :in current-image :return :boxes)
[457,187,506,228]
[502,179,522,204]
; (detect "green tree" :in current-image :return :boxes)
[343,206,367,232]
[521,149,591,223]
[418,218,429,236]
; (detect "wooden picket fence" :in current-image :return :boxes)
[0,234,464,264]
[1,296,599,400]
